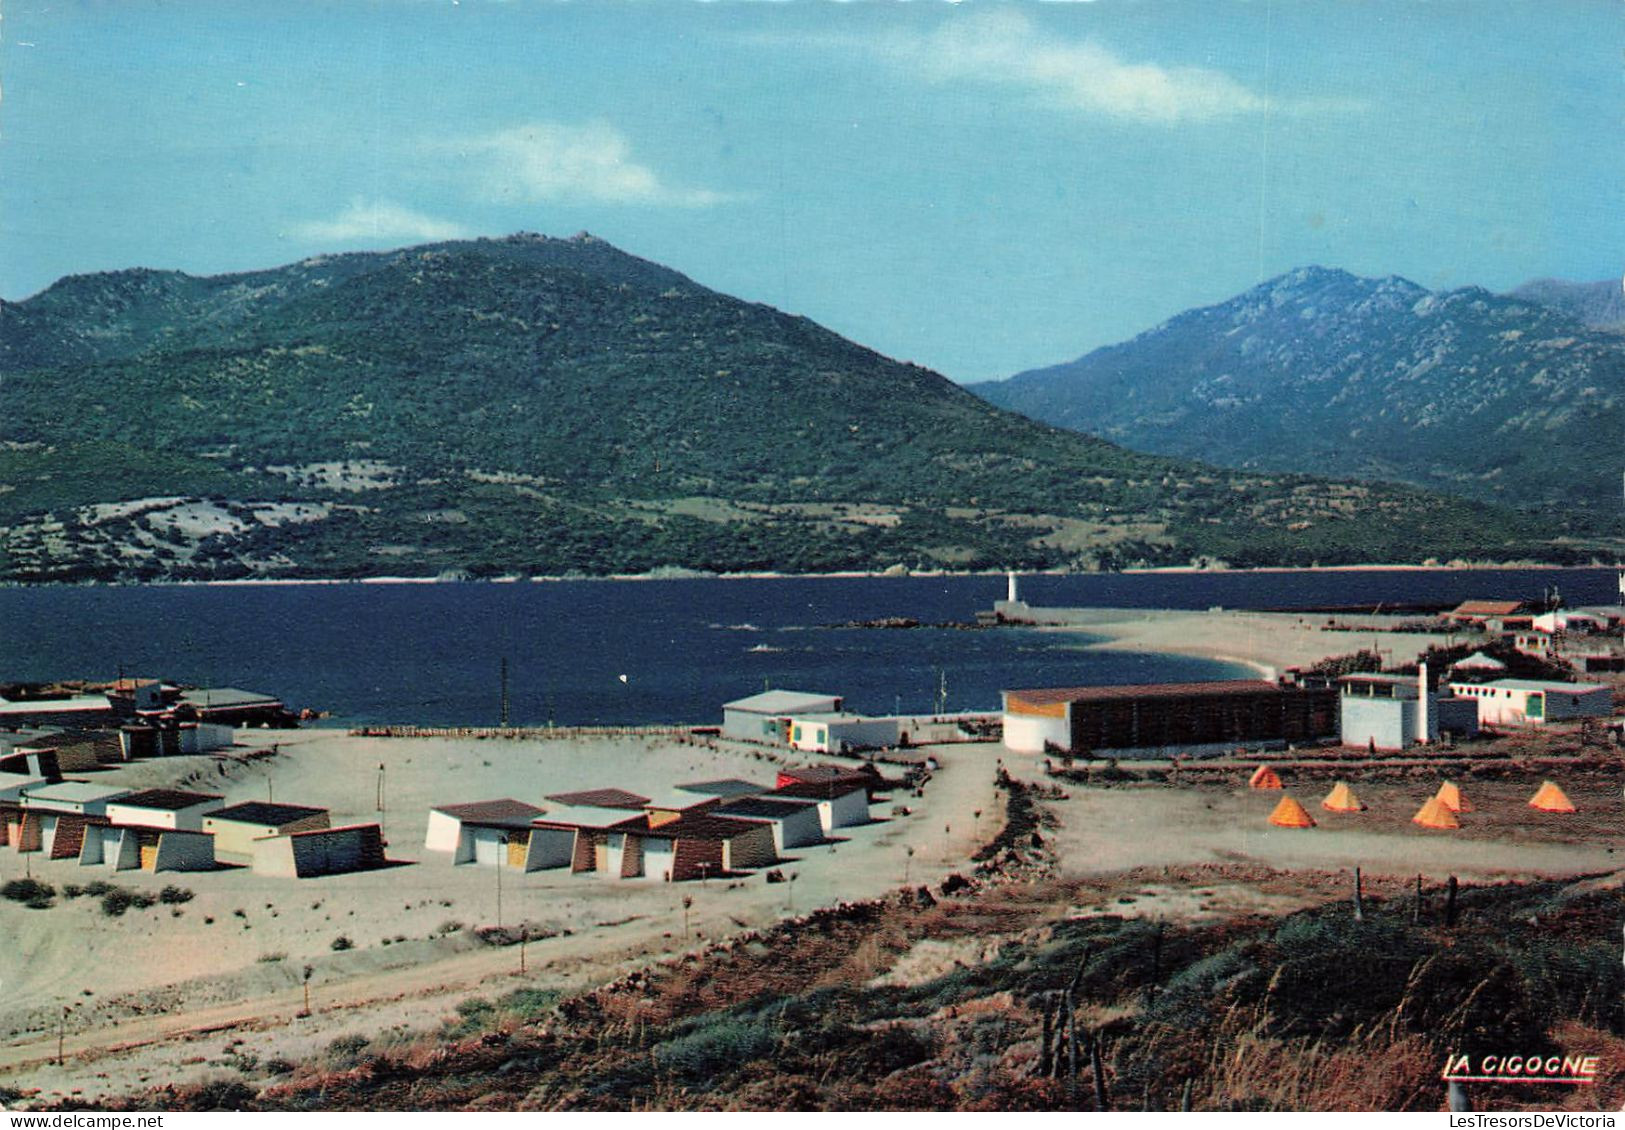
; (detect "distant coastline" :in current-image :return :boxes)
[1,558,1616,590]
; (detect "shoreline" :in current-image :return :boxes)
[1,560,1618,590]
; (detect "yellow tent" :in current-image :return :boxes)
[1412,796,1461,830]
[1249,765,1284,790]
[1321,781,1366,812]
[1434,780,1473,813]
[1269,794,1316,828]
[1528,780,1576,813]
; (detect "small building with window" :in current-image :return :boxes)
[1446,679,1614,727]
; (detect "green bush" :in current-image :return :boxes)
[101,888,135,917]
[652,1016,777,1084]
[160,885,194,904]
[331,935,354,951]
[1,878,55,904]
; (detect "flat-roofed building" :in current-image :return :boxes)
[203,801,330,865]
[425,799,548,870]
[712,795,825,852]
[1446,679,1614,727]
[1002,680,1338,757]
[722,690,843,744]
[105,789,224,832]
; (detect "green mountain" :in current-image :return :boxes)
[974,267,1625,521]
[0,238,1580,582]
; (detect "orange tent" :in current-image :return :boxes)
[1528,780,1576,813]
[1434,781,1473,813]
[1321,781,1366,813]
[1412,796,1461,830]
[1249,765,1284,790]
[1268,794,1316,828]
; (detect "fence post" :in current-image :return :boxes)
[1445,875,1459,927]
[1090,1037,1110,1111]
[1353,866,1364,921]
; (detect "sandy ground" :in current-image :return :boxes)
[2,607,1614,1107]
[0,729,1004,1103]
[1040,609,1459,675]
[1038,770,1622,884]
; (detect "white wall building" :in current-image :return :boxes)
[424,799,547,870]
[1447,679,1615,727]
[104,789,224,832]
[788,713,899,754]
[722,690,843,744]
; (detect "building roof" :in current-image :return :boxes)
[207,801,328,826]
[779,763,881,785]
[1468,679,1612,695]
[0,696,112,717]
[544,788,650,810]
[108,789,224,812]
[284,821,380,840]
[1004,680,1284,707]
[714,796,822,820]
[1450,600,1528,617]
[532,804,646,830]
[1450,651,1507,670]
[19,781,131,805]
[723,690,842,714]
[432,799,546,829]
[110,678,161,691]
[179,687,283,709]
[619,812,767,841]
[769,780,869,802]
[675,778,770,798]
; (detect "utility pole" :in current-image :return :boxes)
[496,838,505,929]
[499,657,510,728]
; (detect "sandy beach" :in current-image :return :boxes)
[1022,607,1459,677]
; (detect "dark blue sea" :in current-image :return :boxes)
[0,568,1616,727]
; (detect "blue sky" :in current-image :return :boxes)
[2,2,1619,380]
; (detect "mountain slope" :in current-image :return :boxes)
[973,267,1625,515]
[0,240,1574,582]
[1509,277,1625,335]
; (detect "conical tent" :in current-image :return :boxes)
[1412,796,1460,829]
[1528,780,1576,813]
[1249,765,1284,790]
[1269,794,1316,828]
[1321,781,1366,812]
[1434,781,1473,813]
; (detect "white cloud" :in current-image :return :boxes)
[853,11,1288,125]
[291,199,471,244]
[453,122,730,207]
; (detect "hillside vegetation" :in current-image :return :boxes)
[0,238,1581,582]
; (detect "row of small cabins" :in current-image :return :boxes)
[426,765,883,882]
[0,779,381,878]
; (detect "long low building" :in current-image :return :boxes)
[1002,680,1338,757]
